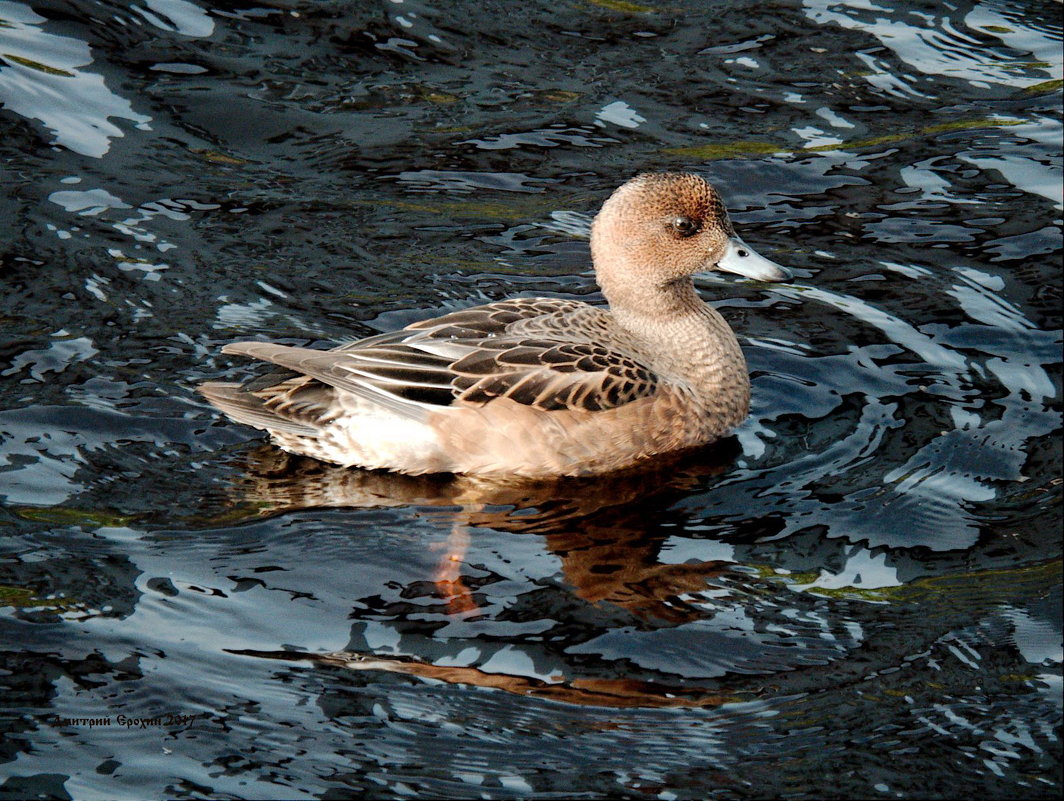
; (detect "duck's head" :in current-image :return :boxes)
[590,172,790,288]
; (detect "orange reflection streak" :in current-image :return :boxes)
[431,521,479,616]
[229,648,753,709]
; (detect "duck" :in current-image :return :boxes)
[199,172,790,477]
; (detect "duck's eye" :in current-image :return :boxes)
[671,216,700,237]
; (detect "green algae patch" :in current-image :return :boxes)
[760,555,1061,606]
[584,0,658,13]
[1023,78,1063,95]
[15,506,138,528]
[805,118,1022,154]
[799,558,1061,604]
[664,140,784,160]
[183,502,281,527]
[667,117,1025,162]
[892,558,1060,604]
[541,90,582,102]
[420,89,460,104]
[921,117,1023,134]
[0,584,82,611]
[3,53,75,77]
[796,583,897,603]
[192,148,250,165]
[999,673,1041,683]
[803,132,909,153]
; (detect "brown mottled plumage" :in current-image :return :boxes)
[199,172,790,476]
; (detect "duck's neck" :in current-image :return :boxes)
[604,275,751,409]
[603,273,705,321]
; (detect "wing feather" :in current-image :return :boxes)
[214,298,659,423]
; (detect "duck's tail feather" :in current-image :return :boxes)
[199,382,320,436]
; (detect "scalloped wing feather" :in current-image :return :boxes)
[450,339,658,411]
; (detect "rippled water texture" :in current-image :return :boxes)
[1,0,1061,798]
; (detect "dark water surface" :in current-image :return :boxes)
[1,0,1061,798]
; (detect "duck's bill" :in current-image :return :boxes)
[714,237,790,282]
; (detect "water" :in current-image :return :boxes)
[0,0,1061,798]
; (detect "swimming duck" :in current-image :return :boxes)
[199,172,789,477]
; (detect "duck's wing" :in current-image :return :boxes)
[205,299,660,427]
[402,297,594,338]
[448,338,659,412]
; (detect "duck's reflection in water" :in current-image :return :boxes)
[227,441,759,708]
[230,647,742,709]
